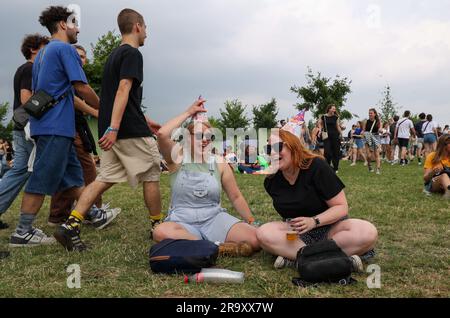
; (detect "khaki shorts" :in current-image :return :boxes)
[96,137,160,187]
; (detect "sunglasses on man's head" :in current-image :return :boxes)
[268,142,284,155]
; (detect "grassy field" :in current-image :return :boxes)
[0,160,448,298]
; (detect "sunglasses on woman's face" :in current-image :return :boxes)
[268,142,284,155]
[193,133,215,142]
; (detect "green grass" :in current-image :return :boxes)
[0,160,449,298]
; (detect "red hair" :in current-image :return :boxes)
[279,130,322,170]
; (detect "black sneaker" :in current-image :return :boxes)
[54,224,87,252]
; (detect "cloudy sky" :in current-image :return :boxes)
[1,0,449,129]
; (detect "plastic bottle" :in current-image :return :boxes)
[184,268,245,284]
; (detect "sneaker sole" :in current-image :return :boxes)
[274,256,286,269]
[8,240,56,248]
[351,255,364,272]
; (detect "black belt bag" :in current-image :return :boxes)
[23,90,69,120]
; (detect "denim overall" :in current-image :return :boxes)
[165,157,240,243]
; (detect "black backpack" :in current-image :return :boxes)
[149,239,219,274]
[293,240,355,287]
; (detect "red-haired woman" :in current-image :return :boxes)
[256,129,378,270]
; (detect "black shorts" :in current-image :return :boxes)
[398,138,409,148]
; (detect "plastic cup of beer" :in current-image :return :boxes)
[286,219,297,241]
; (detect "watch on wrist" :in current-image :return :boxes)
[313,217,321,227]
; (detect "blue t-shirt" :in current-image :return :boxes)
[31,39,87,138]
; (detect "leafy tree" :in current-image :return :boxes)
[218,99,250,130]
[378,85,400,123]
[207,116,221,129]
[252,98,279,130]
[83,31,121,96]
[0,102,13,141]
[291,67,353,120]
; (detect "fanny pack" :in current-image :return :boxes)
[293,240,355,287]
[22,90,69,120]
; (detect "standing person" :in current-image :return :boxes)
[363,108,382,174]
[414,113,427,165]
[389,115,400,164]
[47,44,119,227]
[422,114,439,159]
[394,111,416,166]
[350,121,367,166]
[9,6,100,247]
[311,120,324,156]
[423,135,450,199]
[0,34,49,231]
[321,104,343,173]
[380,122,391,162]
[54,9,162,251]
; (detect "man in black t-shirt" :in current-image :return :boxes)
[55,9,163,251]
[0,34,48,230]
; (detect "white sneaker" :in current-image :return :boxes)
[350,163,356,167]
[274,256,296,269]
[91,207,121,230]
[350,255,364,272]
[9,228,56,247]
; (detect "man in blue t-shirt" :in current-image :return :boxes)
[9,6,100,247]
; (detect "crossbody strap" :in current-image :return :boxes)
[323,115,328,133]
[36,44,71,105]
[369,120,377,134]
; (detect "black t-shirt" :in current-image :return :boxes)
[13,62,32,110]
[414,120,426,138]
[365,119,380,134]
[322,115,339,135]
[264,157,345,219]
[13,62,32,130]
[98,44,151,140]
[389,122,397,136]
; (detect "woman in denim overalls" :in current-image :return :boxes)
[153,99,260,254]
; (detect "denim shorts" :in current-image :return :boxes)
[424,134,437,144]
[25,135,83,196]
[354,138,365,149]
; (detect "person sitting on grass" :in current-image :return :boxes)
[152,99,260,256]
[237,145,262,174]
[256,128,378,271]
[423,134,450,199]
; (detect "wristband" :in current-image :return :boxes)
[103,126,119,137]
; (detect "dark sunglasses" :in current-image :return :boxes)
[193,133,215,142]
[268,142,284,155]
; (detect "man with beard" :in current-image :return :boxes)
[9,6,99,247]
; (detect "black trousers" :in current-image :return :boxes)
[324,135,341,171]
